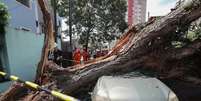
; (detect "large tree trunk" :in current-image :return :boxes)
[35,0,55,85]
[1,0,201,101]
[0,0,55,100]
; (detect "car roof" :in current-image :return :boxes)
[92,76,173,101]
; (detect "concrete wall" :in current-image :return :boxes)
[0,27,44,92]
[0,0,62,92]
[1,0,39,33]
[1,0,63,35]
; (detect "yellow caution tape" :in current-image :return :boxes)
[25,81,39,89]
[10,75,19,81]
[0,71,79,101]
[51,90,78,101]
[0,71,6,76]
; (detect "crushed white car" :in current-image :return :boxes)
[92,76,179,101]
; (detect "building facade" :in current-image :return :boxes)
[1,0,44,34]
[128,0,147,26]
[0,0,62,92]
[1,0,62,34]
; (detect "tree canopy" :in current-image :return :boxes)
[57,0,128,50]
[0,2,9,34]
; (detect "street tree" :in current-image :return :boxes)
[0,2,9,34]
[57,0,127,50]
[1,1,201,101]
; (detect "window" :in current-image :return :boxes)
[16,0,31,8]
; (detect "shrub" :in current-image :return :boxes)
[0,2,9,34]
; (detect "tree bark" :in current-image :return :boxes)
[29,1,201,100]
[1,1,201,101]
[0,83,27,101]
[35,0,55,84]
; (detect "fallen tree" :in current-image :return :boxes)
[1,0,201,101]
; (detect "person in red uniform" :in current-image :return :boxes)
[82,48,89,61]
[73,47,89,65]
[73,48,81,65]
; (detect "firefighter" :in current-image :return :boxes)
[73,47,89,65]
[73,48,81,65]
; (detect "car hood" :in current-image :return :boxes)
[92,76,177,101]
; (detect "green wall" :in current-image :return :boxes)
[0,27,44,92]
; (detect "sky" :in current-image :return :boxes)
[62,0,179,31]
[147,0,178,18]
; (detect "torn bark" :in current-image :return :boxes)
[35,0,55,84]
[1,0,201,101]
[0,83,27,101]
[26,1,201,100]
[0,0,55,100]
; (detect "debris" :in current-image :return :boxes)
[1,0,201,101]
[0,71,79,101]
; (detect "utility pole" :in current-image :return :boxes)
[53,0,58,43]
[69,0,72,48]
[66,0,73,66]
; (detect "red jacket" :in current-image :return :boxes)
[73,49,89,65]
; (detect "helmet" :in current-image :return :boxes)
[54,42,58,48]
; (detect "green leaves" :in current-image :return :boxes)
[170,18,201,48]
[0,2,9,34]
[188,21,201,40]
[57,0,127,49]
